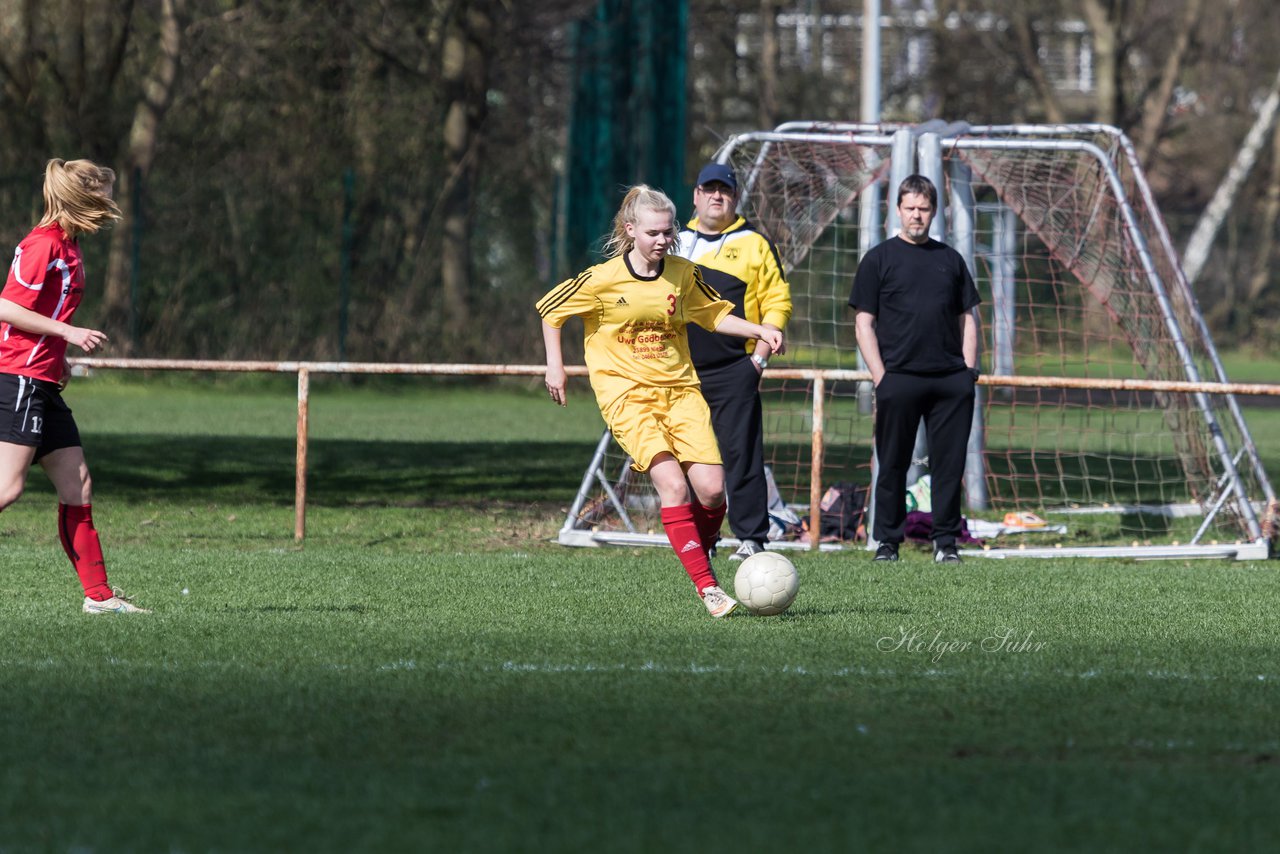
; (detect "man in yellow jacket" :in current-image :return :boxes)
[677,163,792,561]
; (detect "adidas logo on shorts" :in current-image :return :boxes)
[616,297,628,305]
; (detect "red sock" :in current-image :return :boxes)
[58,503,112,601]
[690,502,726,552]
[661,504,719,594]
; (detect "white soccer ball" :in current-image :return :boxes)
[733,551,799,616]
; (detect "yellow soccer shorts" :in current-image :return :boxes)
[602,386,722,472]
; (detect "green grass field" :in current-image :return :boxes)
[2,374,1279,852]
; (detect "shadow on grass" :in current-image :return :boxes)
[33,433,1215,514]
[56,434,596,507]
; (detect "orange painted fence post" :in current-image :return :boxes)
[295,367,309,543]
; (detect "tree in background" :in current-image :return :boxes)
[0,0,182,350]
[2,0,1279,359]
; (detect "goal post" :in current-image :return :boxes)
[556,123,1276,560]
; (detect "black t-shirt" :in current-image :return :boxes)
[848,236,981,374]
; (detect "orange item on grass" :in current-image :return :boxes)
[1002,511,1048,529]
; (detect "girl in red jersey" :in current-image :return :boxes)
[538,185,782,618]
[0,158,149,614]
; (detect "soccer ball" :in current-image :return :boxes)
[733,551,799,616]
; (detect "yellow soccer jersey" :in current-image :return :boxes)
[537,254,733,412]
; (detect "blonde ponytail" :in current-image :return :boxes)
[600,184,679,258]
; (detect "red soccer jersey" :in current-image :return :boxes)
[0,224,85,382]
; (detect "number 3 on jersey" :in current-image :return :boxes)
[666,293,676,316]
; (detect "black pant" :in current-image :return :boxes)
[873,369,975,547]
[696,357,769,545]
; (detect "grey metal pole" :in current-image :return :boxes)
[917,132,946,239]
[949,158,989,511]
[886,129,915,238]
[856,3,881,418]
[992,204,1017,382]
[861,0,881,127]
[948,160,976,263]
[856,179,881,417]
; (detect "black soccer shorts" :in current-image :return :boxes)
[0,372,82,460]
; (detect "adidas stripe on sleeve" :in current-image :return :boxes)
[536,269,596,328]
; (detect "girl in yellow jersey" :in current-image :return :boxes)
[538,185,782,618]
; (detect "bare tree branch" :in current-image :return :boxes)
[1182,65,1280,285]
[1246,116,1280,304]
[1133,0,1203,166]
[1080,0,1120,125]
[1007,4,1065,123]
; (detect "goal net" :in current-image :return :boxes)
[557,123,1275,559]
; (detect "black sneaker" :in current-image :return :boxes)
[728,540,764,563]
[934,544,961,564]
[874,542,899,562]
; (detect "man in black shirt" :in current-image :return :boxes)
[849,174,980,563]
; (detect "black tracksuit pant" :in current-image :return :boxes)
[697,357,769,546]
[873,368,976,548]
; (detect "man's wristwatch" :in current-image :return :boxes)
[751,354,769,370]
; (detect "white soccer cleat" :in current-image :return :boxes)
[701,585,738,619]
[83,590,152,615]
[728,540,764,563]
